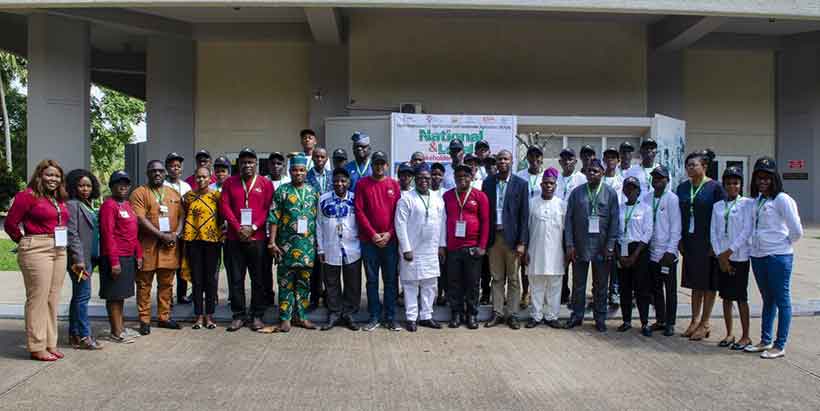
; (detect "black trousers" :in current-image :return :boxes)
[176,271,188,301]
[187,240,220,315]
[618,243,650,324]
[447,248,482,316]
[570,255,610,321]
[225,240,270,319]
[323,259,362,317]
[650,260,678,326]
[437,259,447,297]
[609,257,620,296]
[310,263,325,305]
[480,254,491,300]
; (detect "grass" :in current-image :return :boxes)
[0,238,20,271]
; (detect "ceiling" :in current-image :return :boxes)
[715,17,820,35]
[129,6,306,23]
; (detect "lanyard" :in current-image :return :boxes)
[316,172,326,193]
[586,183,603,216]
[417,190,431,219]
[150,187,165,206]
[242,175,258,208]
[643,167,653,187]
[355,159,370,177]
[689,178,709,216]
[49,196,62,226]
[293,185,307,206]
[755,195,768,231]
[723,197,740,235]
[562,174,572,197]
[79,201,96,216]
[456,186,473,220]
[652,192,664,223]
[528,174,539,196]
[623,201,639,236]
[497,177,508,209]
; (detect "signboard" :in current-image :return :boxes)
[390,113,517,173]
[651,114,687,185]
[788,160,806,170]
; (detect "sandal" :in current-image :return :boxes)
[192,323,203,330]
[718,337,735,348]
[206,322,216,329]
[256,326,279,334]
[30,351,59,362]
[731,339,753,351]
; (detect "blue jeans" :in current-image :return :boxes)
[68,269,92,337]
[362,240,398,322]
[751,255,793,350]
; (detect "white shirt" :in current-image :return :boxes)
[269,175,291,192]
[556,171,587,201]
[710,197,753,262]
[642,189,682,263]
[316,191,361,266]
[619,200,653,246]
[625,163,659,195]
[164,179,191,197]
[603,173,624,203]
[442,164,457,191]
[395,189,445,281]
[517,169,542,199]
[526,196,566,276]
[750,193,803,257]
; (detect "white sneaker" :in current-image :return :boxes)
[744,342,773,353]
[761,348,785,359]
[123,328,142,338]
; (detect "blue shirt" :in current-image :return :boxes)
[344,159,372,191]
[307,167,332,195]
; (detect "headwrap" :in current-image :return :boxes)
[542,167,559,180]
[351,131,370,146]
[290,154,309,168]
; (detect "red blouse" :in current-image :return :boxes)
[4,188,69,243]
[99,197,143,267]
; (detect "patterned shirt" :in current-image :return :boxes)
[307,167,332,195]
[268,183,319,268]
[182,190,222,242]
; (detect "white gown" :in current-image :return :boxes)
[526,196,566,276]
[395,189,445,281]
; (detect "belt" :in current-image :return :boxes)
[25,233,55,238]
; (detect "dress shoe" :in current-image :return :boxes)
[138,322,151,335]
[525,318,540,328]
[250,317,265,331]
[226,319,245,332]
[689,323,711,341]
[342,316,360,331]
[641,325,652,337]
[405,321,418,332]
[75,336,103,350]
[650,322,666,331]
[681,321,699,337]
[595,320,607,333]
[507,317,521,330]
[157,320,182,330]
[663,325,675,337]
[419,319,442,329]
[616,322,632,332]
[295,318,318,330]
[277,320,292,333]
[321,315,342,331]
[466,315,479,330]
[484,313,505,328]
[545,319,563,329]
[564,318,583,329]
[449,313,462,328]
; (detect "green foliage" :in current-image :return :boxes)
[0,88,27,178]
[0,239,20,271]
[90,87,144,191]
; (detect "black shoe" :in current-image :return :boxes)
[507,317,521,330]
[435,295,447,306]
[650,322,666,331]
[484,313,505,328]
[138,322,151,335]
[525,318,540,328]
[340,316,360,331]
[616,322,632,332]
[545,319,563,329]
[663,325,675,337]
[466,315,479,330]
[448,313,462,328]
[595,320,607,333]
[321,314,342,331]
[641,325,652,337]
[419,319,442,329]
[564,318,583,329]
[405,321,417,332]
[157,320,181,330]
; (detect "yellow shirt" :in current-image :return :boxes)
[182,190,222,242]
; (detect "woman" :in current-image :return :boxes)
[183,166,221,329]
[99,171,143,343]
[65,169,103,350]
[744,157,803,359]
[4,159,69,361]
[710,167,753,350]
[676,151,726,340]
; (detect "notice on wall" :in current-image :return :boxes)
[651,114,687,186]
[788,160,806,170]
[390,113,517,173]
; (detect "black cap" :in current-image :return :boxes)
[431,162,446,173]
[723,166,743,180]
[332,148,348,160]
[454,164,473,174]
[619,142,635,152]
[580,145,596,155]
[753,156,777,174]
[623,176,641,189]
[559,148,576,158]
[108,170,131,186]
[527,145,544,157]
[587,158,604,170]
[267,151,284,161]
[475,140,490,151]
[372,151,388,163]
[195,149,211,160]
[333,167,350,178]
[603,147,619,157]
[641,138,657,149]
[214,156,231,168]
[483,156,496,165]
[700,148,716,162]
[398,162,414,175]
[238,147,257,159]
[165,152,184,162]
[650,165,670,178]
[449,139,464,151]
[464,154,479,164]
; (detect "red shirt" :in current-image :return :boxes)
[185,174,217,188]
[442,187,490,251]
[4,188,69,242]
[354,176,401,243]
[99,197,143,267]
[220,174,274,241]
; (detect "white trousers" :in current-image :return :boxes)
[402,278,438,321]
[529,275,563,321]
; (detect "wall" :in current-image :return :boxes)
[196,41,310,156]
[348,12,647,116]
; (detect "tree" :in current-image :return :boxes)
[0,51,26,173]
[90,87,144,188]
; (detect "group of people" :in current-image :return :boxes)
[5,128,803,362]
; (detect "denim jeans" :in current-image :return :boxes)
[751,255,793,350]
[68,269,92,337]
[362,239,398,322]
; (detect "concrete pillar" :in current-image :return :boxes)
[647,50,684,119]
[26,14,90,177]
[143,36,194,184]
[309,44,349,146]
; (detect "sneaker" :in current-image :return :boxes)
[108,332,135,344]
[383,321,402,332]
[744,342,774,353]
[122,328,141,339]
[362,320,379,332]
[761,348,785,359]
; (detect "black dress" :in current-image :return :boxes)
[677,179,726,291]
[99,256,136,300]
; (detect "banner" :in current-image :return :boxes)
[390,113,517,173]
[651,114,687,185]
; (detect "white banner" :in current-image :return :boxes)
[390,113,517,172]
[651,114,687,185]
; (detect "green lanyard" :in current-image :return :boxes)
[562,174,572,197]
[755,196,768,231]
[689,178,709,216]
[49,196,63,226]
[497,178,508,209]
[528,174,539,197]
[294,185,307,206]
[151,187,165,206]
[652,192,664,224]
[317,172,326,193]
[643,168,653,187]
[623,201,639,236]
[586,183,603,216]
[723,197,740,235]
[355,159,371,177]
[417,190,431,220]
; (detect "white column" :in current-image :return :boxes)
[26,14,90,177]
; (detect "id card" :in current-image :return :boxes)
[297,217,308,234]
[588,216,600,234]
[660,266,671,275]
[241,208,253,226]
[688,216,695,234]
[158,216,171,232]
[54,226,68,247]
[455,220,467,238]
[159,205,169,214]
[119,210,130,219]
[496,208,503,223]
[620,241,629,257]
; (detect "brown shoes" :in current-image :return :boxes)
[70,335,103,350]
[689,323,712,341]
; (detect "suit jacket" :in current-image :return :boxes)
[563,182,620,261]
[482,172,529,250]
[66,199,96,270]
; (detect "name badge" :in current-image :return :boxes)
[588,216,600,234]
[620,240,629,257]
[241,208,253,226]
[336,223,344,236]
[159,205,169,214]
[119,210,130,219]
[297,217,308,234]
[54,226,68,248]
[660,266,671,275]
[496,208,503,223]
[158,216,171,232]
[455,220,467,238]
[688,216,695,234]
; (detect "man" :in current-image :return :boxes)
[442,139,465,190]
[306,146,332,310]
[625,138,659,195]
[474,140,492,180]
[617,142,634,178]
[482,149,529,330]
[355,151,401,331]
[163,152,192,304]
[564,158,620,332]
[398,162,414,192]
[130,160,185,335]
[602,146,624,306]
[643,165,681,336]
[267,155,319,332]
[442,165,490,329]
[210,156,231,192]
[410,152,425,168]
[524,167,565,329]
[395,163,445,332]
[556,148,587,304]
[464,154,484,190]
[185,149,217,187]
[579,144,597,171]
[332,148,348,171]
[516,144,544,309]
[317,168,361,331]
[298,129,323,171]
[220,148,275,332]
[267,152,291,191]
[431,162,446,198]
[345,132,372,190]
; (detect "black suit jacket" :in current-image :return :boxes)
[482,173,529,250]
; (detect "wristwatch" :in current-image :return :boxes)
[251,224,258,231]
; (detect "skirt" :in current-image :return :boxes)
[99,256,136,300]
[718,260,750,302]
[681,252,720,291]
